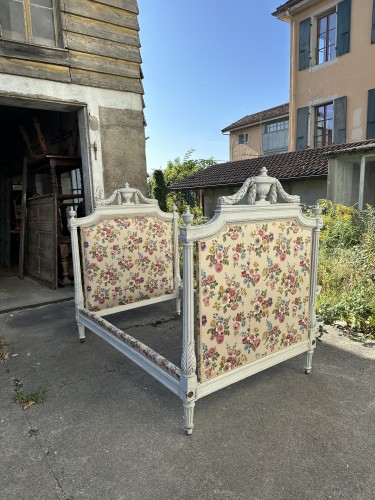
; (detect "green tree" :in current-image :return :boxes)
[149,149,215,218]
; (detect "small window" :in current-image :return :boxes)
[238,133,249,144]
[317,11,337,64]
[0,0,58,47]
[264,119,289,134]
[315,102,333,147]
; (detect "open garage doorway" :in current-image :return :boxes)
[0,102,88,290]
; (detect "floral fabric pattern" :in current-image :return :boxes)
[198,220,312,382]
[80,217,175,311]
[80,308,180,380]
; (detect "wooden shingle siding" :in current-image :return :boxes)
[61,0,139,30]
[0,56,72,83]
[0,0,142,92]
[64,32,141,63]
[70,52,140,79]
[92,0,139,14]
[70,68,143,93]
[63,14,140,47]
[60,0,142,92]
[0,40,69,66]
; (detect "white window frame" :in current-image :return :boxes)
[264,119,289,134]
[309,1,339,68]
[238,133,249,144]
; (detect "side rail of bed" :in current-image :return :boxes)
[178,168,322,434]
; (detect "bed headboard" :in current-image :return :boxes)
[69,183,181,313]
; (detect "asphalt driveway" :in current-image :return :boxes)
[1,301,374,500]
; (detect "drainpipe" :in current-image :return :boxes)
[285,9,296,151]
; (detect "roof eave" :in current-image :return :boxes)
[222,113,290,134]
[272,0,321,20]
[170,173,328,191]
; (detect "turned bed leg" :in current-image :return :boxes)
[176,297,181,316]
[304,348,314,374]
[183,400,195,435]
[78,323,85,343]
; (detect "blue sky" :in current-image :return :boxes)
[138,1,291,172]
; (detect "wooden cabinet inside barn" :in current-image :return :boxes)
[0,0,148,290]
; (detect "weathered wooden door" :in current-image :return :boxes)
[0,173,11,269]
[25,194,58,289]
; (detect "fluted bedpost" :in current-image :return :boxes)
[179,208,198,435]
[68,207,86,341]
[172,204,182,315]
[305,204,323,373]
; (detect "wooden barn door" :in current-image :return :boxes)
[25,194,58,289]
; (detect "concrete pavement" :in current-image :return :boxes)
[1,300,374,500]
[0,269,74,314]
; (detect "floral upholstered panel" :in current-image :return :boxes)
[198,220,312,382]
[80,217,175,311]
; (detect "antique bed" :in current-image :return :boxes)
[69,169,322,434]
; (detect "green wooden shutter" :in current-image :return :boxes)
[367,89,375,139]
[337,0,351,56]
[371,0,375,43]
[299,18,311,70]
[296,107,309,150]
[333,96,347,144]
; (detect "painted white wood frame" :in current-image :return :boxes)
[69,172,322,435]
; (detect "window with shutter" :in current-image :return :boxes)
[299,18,311,70]
[371,0,375,44]
[366,89,375,139]
[315,103,333,147]
[0,0,58,47]
[317,11,337,64]
[336,0,351,56]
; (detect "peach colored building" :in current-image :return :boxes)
[222,103,289,161]
[272,0,375,208]
[173,0,375,213]
[273,0,375,151]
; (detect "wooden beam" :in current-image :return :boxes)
[32,117,48,155]
[18,158,28,279]
[65,32,141,63]
[62,13,140,47]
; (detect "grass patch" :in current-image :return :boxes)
[15,385,46,406]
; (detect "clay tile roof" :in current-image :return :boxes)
[272,0,305,16]
[322,140,375,156]
[170,140,375,190]
[222,103,289,133]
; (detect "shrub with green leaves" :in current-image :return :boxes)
[317,201,375,336]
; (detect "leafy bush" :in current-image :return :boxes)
[149,149,215,218]
[317,201,375,336]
